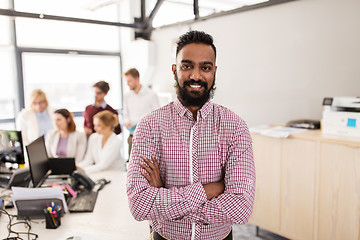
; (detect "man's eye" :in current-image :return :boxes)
[203,66,212,71]
[181,65,191,69]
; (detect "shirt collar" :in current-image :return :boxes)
[174,98,213,120]
[35,109,48,117]
[93,102,107,109]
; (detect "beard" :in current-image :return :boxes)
[174,73,216,107]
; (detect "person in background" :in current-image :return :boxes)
[16,89,54,146]
[77,110,122,174]
[126,30,256,240]
[123,68,160,159]
[83,80,121,136]
[45,109,87,164]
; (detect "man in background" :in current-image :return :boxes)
[83,80,121,136]
[123,68,159,158]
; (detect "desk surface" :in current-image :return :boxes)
[0,170,149,240]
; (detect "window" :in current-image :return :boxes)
[151,0,270,28]
[16,18,120,51]
[0,15,17,130]
[22,52,121,112]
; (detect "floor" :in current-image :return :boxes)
[233,223,290,240]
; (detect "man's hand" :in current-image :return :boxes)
[203,180,225,200]
[125,122,132,129]
[140,156,164,188]
[84,127,93,135]
[76,165,85,173]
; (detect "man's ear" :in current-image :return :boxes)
[172,64,177,79]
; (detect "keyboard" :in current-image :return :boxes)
[67,190,98,213]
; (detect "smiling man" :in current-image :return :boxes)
[126,30,256,240]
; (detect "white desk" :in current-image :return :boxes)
[0,170,150,240]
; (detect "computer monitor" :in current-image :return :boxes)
[26,135,50,188]
[0,129,25,165]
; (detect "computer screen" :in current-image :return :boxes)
[26,135,50,188]
[0,129,25,165]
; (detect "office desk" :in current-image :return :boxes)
[0,170,149,240]
[249,131,360,240]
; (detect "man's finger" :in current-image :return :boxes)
[141,171,152,182]
[143,157,156,170]
[151,156,159,168]
[140,162,154,175]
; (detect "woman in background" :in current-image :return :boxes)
[46,109,87,164]
[16,89,54,146]
[77,110,122,174]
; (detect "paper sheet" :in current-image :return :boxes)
[250,125,307,138]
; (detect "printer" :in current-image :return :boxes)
[322,97,360,138]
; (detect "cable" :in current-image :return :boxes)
[95,178,111,192]
[0,208,38,240]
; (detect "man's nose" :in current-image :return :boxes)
[190,68,202,81]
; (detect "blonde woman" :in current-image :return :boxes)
[77,110,122,174]
[16,89,54,146]
[46,109,87,164]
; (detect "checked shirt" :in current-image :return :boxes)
[127,98,255,240]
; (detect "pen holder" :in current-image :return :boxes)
[44,209,61,229]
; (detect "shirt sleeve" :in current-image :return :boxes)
[188,124,256,225]
[123,95,130,125]
[75,132,87,163]
[45,131,54,158]
[16,111,29,145]
[126,119,208,222]
[77,134,95,169]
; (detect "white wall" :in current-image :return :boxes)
[148,0,360,127]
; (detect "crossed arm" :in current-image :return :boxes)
[140,156,225,200]
[127,120,255,224]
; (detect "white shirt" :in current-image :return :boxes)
[78,132,122,174]
[123,86,160,127]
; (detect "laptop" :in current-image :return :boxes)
[26,135,76,188]
[48,157,77,176]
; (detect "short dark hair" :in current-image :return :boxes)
[124,68,140,79]
[176,30,216,58]
[93,80,110,94]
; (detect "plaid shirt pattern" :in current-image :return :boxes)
[127,99,255,240]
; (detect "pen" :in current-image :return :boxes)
[50,211,56,226]
[51,202,55,211]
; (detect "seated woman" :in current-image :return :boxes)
[77,110,122,174]
[17,89,54,146]
[46,109,87,163]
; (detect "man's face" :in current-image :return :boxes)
[125,75,139,91]
[94,87,106,103]
[172,43,217,107]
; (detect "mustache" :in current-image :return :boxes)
[182,80,208,89]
